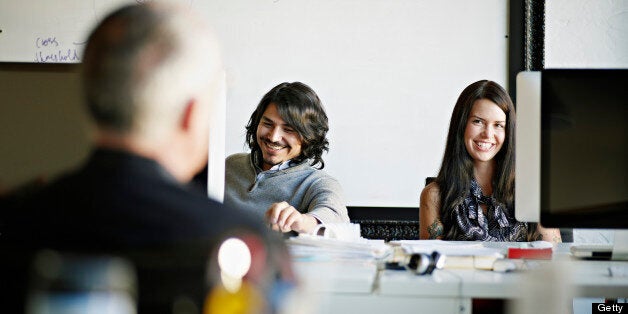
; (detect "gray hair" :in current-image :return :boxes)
[81,3,222,143]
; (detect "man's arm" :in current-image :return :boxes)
[303,176,349,225]
[264,174,349,234]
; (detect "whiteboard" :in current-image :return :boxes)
[0,0,508,207]
[0,0,124,63]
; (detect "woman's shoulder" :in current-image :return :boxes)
[420,182,442,213]
[421,181,440,199]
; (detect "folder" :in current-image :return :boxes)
[507,247,552,260]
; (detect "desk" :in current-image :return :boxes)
[291,243,628,314]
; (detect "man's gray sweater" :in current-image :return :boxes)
[224,153,349,225]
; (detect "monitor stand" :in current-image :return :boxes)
[612,230,628,260]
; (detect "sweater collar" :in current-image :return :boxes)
[250,153,309,174]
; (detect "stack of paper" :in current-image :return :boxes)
[287,234,391,261]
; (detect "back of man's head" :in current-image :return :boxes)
[81,3,222,146]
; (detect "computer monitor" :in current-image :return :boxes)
[516,69,628,259]
[539,69,628,228]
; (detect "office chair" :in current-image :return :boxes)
[348,206,420,241]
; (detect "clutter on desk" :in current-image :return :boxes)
[311,222,361,240]
[287,223,391,261]
[403,251,445,275]
[388,240,505,271]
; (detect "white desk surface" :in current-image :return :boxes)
[378,243,628,299]
[377,260,628,299]
[292,259,378,294]
[291,241,628,300]
[568,260,628,298]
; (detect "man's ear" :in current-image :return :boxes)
[180,98,198,132]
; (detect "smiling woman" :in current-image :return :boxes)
[463,99,506,164]
[419,80,561,243]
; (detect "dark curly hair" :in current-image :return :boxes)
[245,82,330,169]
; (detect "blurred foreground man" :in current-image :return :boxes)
[0,3,292,313]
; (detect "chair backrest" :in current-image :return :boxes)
[347,206,419,241]
[559,229,574,243]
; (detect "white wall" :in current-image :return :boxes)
[2,1,625,209]
[206,0,508,207]
[0,1,510,207]
[546,0,628,68]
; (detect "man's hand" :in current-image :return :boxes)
[265,201,318,234]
